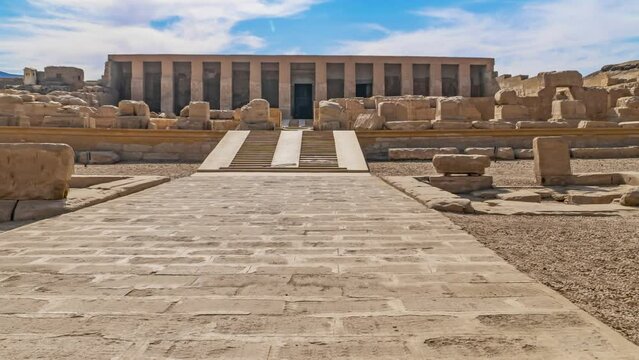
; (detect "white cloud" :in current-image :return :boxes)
[336,0,639,76]
[0,0,322,78]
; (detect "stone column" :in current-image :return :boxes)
[431,63,442,96]
[250,60,261,101]
[131,60,143,101]
[160,60,174,114]
[315,61,327,101]
[373,61,385,96]
[220,60,232,110]
[459,63,471,97]
[344,61,356,98]
[191,60,203,102]
[279,61,291,118]
[401,61,413,96]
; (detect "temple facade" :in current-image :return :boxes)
[105,54,495,118]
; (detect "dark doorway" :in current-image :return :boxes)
[293,84,313,119]
[356,84,372,98]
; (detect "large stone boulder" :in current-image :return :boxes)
[432,154,491,175]
[238,99,273,130]
[533,136,572,185]
[353,112,385,130]
[316,100,346,130]
[177,101,211,130]
[620,187,639,207]
[539,71,583,88]
[118,100,150,117]
[0,143,74,200]
[494,89,520,105]
[378,102,408,122]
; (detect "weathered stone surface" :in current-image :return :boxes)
[0,200,16,222]
[494,89,520,105]
[432,154,491,175]
[384,121,432,130]
[570,146,639,159]
[533,137,572,185]
[388,147,459,161]
[619,121,639,128]
[497,191,542,203]
[76,151,120,165]
[427,197,474,213]
[216,110,235,120]
[540,70,583,88]
[378,102,408,122]
[149,118,178,130]
[0,143,74,200]
[577,120,619,128]
[464,147,495,158]
[115,116,149,129]
[616,96,639,109]
[495,147,515,160]
[516,121,570,129]
[353,112,385,130]
[431,120,473,129]
[316,101,346,130]
[435,97,482,121]
[177,118,209,130]
[494,105,529,121]
[240,99,269,123]
[551,100,587,120]
[209,120,239,131]
[471,120,514,129]
[426,175,493,194]
[620,187,639,206]
[118,100,150,117]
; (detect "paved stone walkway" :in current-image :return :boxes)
[0,174,637,359]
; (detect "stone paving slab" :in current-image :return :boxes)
[0,174,637,359]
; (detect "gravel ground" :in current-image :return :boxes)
[74,162,200,179]
[369,158,639,187]
[445,213,639,345]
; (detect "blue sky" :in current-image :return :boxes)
[1,0,638,79]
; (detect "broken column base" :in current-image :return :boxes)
[421,175,493,194]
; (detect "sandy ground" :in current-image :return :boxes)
[446,213,639,345]
[74,162,200,179]
[369,158,639,187]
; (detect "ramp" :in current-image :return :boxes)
[198,130,368,173]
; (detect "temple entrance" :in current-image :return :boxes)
[293,83,313,119]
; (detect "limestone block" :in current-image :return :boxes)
[432,154,491,175]
[118,100,150,117]
[577,121,619,128]
[378,102,408,122]
[95,105,118,118]
[149,118,178,130]
[514,149,534,159]
[570,146,639,159]
[516,121,570,129]
[435,97,482,121]
[540,71,583,88]
[494,89,520,105]
[384,121,432,131]
[179,106,190,118]
[432,120,473,129]
[494,105,529,121]
[188,101,211,120]
[240,99,270,123]
[209,120,239,131]
[317,101,346,130]
[566,192,621,205]
[616,96,639,109]
[610,107,639,122]
[472,120,515,129]
[533,136,572,185]
[344,99,366,126]
[388,147,459,161]
[620,187,639,207]
[353,112,385,130]
[42,106,90,128]
[427,175,493,194]
[464,147,495,158]
[551,100,587,120]
[497,190,541,203]
[583,87,608,120]
[76,151,120,164]
[177,117,209,130]
[20,94,35,103]
[619,121,639,128]
[217,110,235,120]
[0,143,74,200]
[236,121,275,130]
[12,200,67,221]
[426,198,474,213]
[116,116,149,129]
[496,147,515,160]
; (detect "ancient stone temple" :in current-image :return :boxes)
[104,55,496,118]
